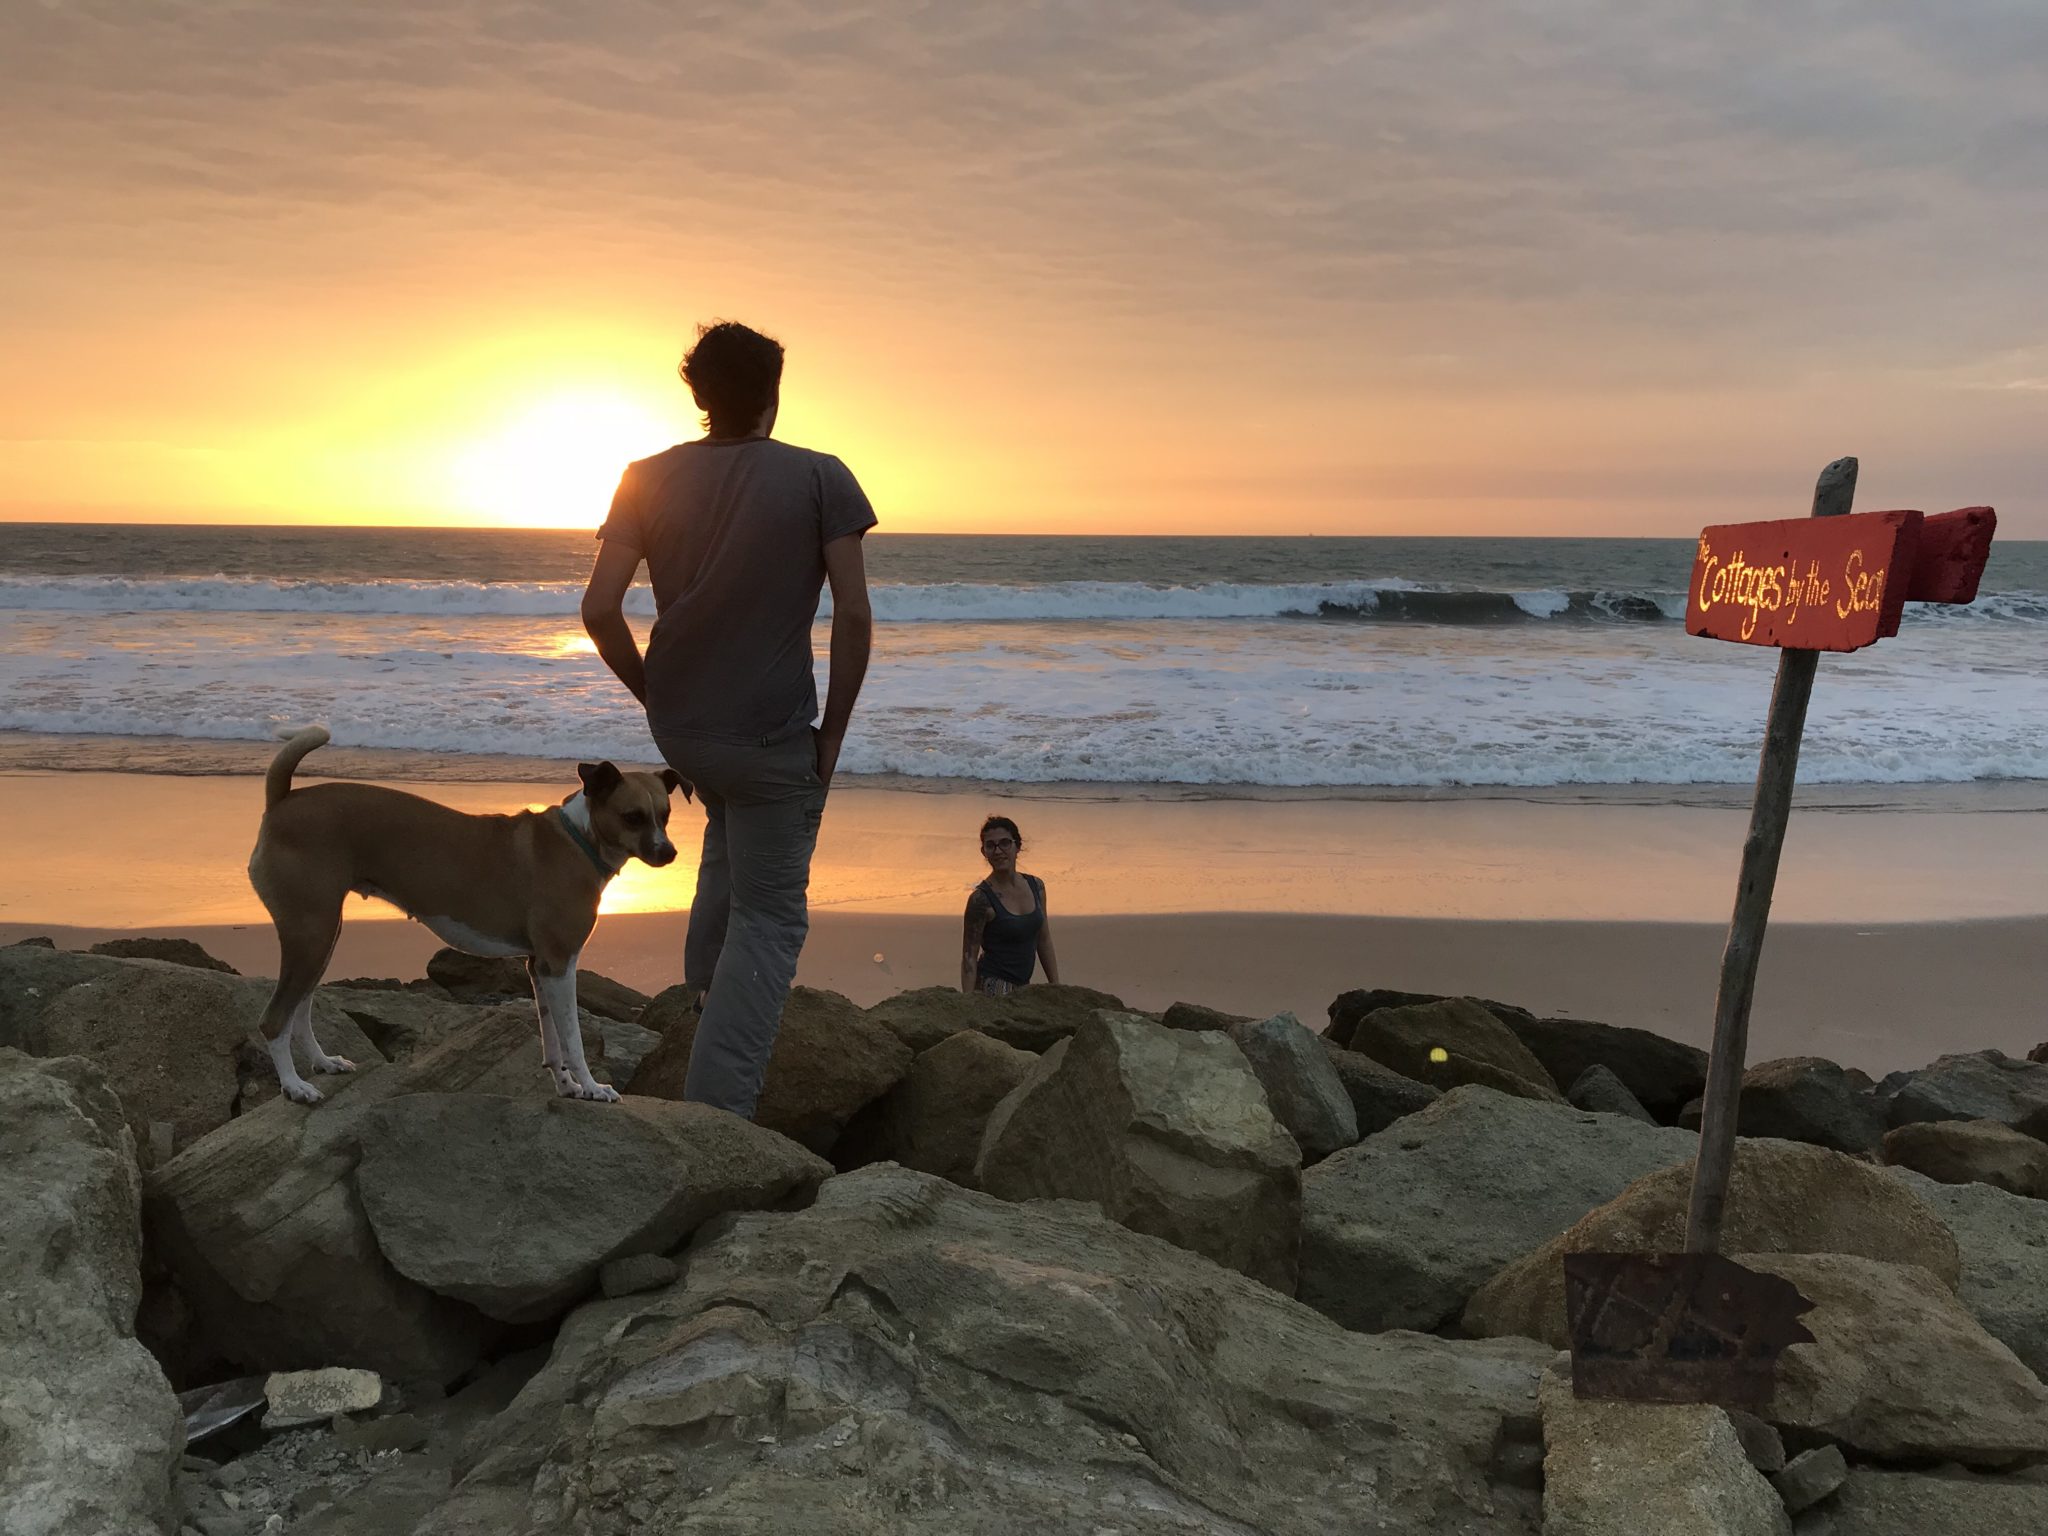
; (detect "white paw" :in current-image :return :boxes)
[575,1080,621,1103]
[310,1054,356,1075]
[280,1078,324,1105]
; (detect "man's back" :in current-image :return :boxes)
[602,437,875,743]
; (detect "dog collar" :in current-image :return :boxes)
[554,806,619,879]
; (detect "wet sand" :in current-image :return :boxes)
[3,769,2043,1074]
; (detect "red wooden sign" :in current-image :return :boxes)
[1686,505,1996,652]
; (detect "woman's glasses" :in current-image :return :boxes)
[981,837,1016,851]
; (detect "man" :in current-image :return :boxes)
[581,320,875,1118]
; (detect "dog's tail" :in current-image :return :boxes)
[265,726,331,809]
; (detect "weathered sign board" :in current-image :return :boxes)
[1686,505,1999,650]
[1572,460,1999,1404]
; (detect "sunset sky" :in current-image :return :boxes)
[3,3,2043,536]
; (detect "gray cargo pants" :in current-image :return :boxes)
[653,727,827,1119]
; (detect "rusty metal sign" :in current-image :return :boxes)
[1565,1252,1815,1406]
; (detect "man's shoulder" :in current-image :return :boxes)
[761,439,855,475]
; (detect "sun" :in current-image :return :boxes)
[450,390,679,527]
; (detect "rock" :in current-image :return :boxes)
[1326,986,1511,1047]
[0,940,173,1051]
[572,971,650,1023]
[597,1253,679,1298]
[423,949,529,1003]
[30,964,387,1163]
[354,1093,829,1323]
[319,987,485,1062]
[634,983,698,1035]
[427,1163,1555,1535]
[975,1011,1303,1289]
[1882,1050,2048,1142]
[833,1028,1037,1184]
[335,1410,430,1455]
[975,981,1135,1052]
[1225,1011,1358,1161]
[0,1050,184,1536]
[1883,1169,2048,1383]
[1300,1087,1695,1333]
[1319,1039,1441,1135]
[1568,1063,1656,1123]
[1161,1000,1253,1032]
[1772,1445,1847,1515]
[1465,1139,1962,1347]
[1796,1469,2048,1534]
[88,936,240,973]
[261,1366,382,1429]
[1505,1013,1711,1122]
[1736,1056,1885,1154]
[7,934,57,947]
[2031,1041,2048,1065]
[1883,1118,2048,1197]
[629,985,911,1155]
[142,1007,592,1383]
[1349,997,1566,1102]
[1749,1251,2048,1467]
[861,985,992,1053]
[1728,1408,1787,1473]
[590,1017,660,1089]
[1539,1365,1791,1535]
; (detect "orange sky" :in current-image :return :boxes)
[3,5,2043,536]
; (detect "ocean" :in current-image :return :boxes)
[4,524,2046,791]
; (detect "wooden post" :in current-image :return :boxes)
[1682,457,1858,1254]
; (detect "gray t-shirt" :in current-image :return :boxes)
[597,438,876,742]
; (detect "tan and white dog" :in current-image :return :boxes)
[248,727,686,1104]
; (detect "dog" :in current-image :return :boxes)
[248,726,687,1105]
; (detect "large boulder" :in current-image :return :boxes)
[833,1028,1037,1184]
[1320,1039,1441,1135]
[1505,1014,1711,1122]
[1326,987,1506,1047]
[1539,1366,1789,1536]
[1733,1056,1884,1154]
[975,1011,1303,1289]
[1300,1088,1695,1333]
[862,985,993,1053]
[1162,1000,1253,1032]
[321,985,486,1061]
[87,935,238,973]
[1885,1168,2048,1383]
[630,985,911,1155]
[1225,1012,1358,1161]
[1748,1252,2048,1467]
[574,971,650,1023]
[1464,1140,1963,1347]
[1884,1119,2048,1197]
[1567,1064,1655,1124]
[1798,1470,2048,1535]
[30,963,386,1164]
[354,1093,829,1323]
[0,1051,183,1536]
[1882,1050,2048,1141]
[426,1164,1554,1536]
[424,948,529,1003]
[1349,998,1565,1102]
[0,942,181,1052]
[975,981,1135,1052]
[141,1006,595,1384]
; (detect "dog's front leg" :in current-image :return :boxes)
[532,953,617,1103]
[527,956,580,1099]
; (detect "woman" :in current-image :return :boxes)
[961,815,1061,996]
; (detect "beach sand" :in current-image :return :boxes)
[4,767,2043,1074]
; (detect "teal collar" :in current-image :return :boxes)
[554,804,618,879]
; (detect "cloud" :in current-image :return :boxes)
[1,2,2042,525]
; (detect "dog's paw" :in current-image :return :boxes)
[309,1054,356,1075]
[280,1078,324,1105]
[575,1080,622,1103]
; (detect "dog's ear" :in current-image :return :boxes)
[659,768,694,802]
[577,761,624,799]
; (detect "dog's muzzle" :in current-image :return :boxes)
[648,844,677,867]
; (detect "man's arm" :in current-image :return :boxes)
[580,540,648,705]
[814,532,873,786]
